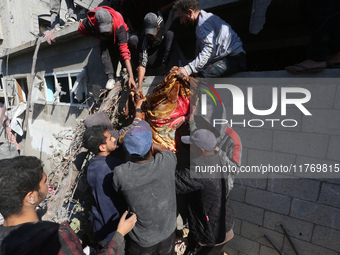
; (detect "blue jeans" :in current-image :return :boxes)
[198,52,246,78]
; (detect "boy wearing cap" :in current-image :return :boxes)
[137,11,174,92]
[78,6,137,90]
[113,121,177,255]
[176,129,234,255]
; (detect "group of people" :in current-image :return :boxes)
[80,93,237,255]
[0,98,238,255]
[0,156,136,255]
[77,0,246,91]
[0,1,243,254]
[52,0,340,88]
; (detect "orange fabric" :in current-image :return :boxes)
[145,67,196,152]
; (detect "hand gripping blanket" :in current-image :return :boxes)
[145,67,196,152]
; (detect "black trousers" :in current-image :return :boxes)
[300,0,340,61]
[100,33,139,79]
[125,231,176,255]
[147,31,174,68]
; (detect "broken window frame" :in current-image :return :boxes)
[15,77,29,103]
[0,76,19,109]
[44,70,88,107]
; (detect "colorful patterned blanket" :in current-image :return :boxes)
[145,67,197,152]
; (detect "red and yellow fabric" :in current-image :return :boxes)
[145,67,197,152]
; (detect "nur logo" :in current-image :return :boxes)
[199,84,311,116]
[198,83,223,115]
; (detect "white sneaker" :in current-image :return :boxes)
[54,24,62,31]
[67,17,77,23]
[106,79,116,90]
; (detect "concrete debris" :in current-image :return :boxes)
[0,142,19,160]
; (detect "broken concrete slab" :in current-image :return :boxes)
[0,142,19,160]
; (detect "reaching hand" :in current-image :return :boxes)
[189,105,197,122]
[176,67,189,80]
[116,211,137,237]
[129,77,137,90]
[136,93,145,108]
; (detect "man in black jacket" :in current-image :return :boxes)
[176,129,234,255]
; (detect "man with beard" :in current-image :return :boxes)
[78,6,137,90]
[173,0,246,79]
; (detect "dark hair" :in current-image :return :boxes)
[129,149,152,162]
[173,0,200,13]
[0,156,44,219]
[83,125,108,155]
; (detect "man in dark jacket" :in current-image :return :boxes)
[176,129,234,255]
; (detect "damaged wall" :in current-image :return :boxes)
[0,24,107,172]
[25,103,87,172]
[198,71,340,255]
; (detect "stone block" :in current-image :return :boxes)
[241,221,284,248]
[235,178,268,190]
[273,131,329,158]
[282,236,338,255]
[227,234,260,255]
[230,183,246,202]
[245,187,291,215]
[263,211,314,242]
[267,178,320,202]
[302,110,340,136]
[290,198,340,230]
[318,182,340,209]
[300,81,337,109]
[322,178,340,185]
[259,245,280,255]
[327,136,340,161]
[246,149,297,179]
[312,225,340,252]
[232,201,264,225]
[233,218,242,235]
[334,85,340,109]
[240,147,248,167]
[232,128,273,151]
[253,108,303,132]
[247,149,296,168]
